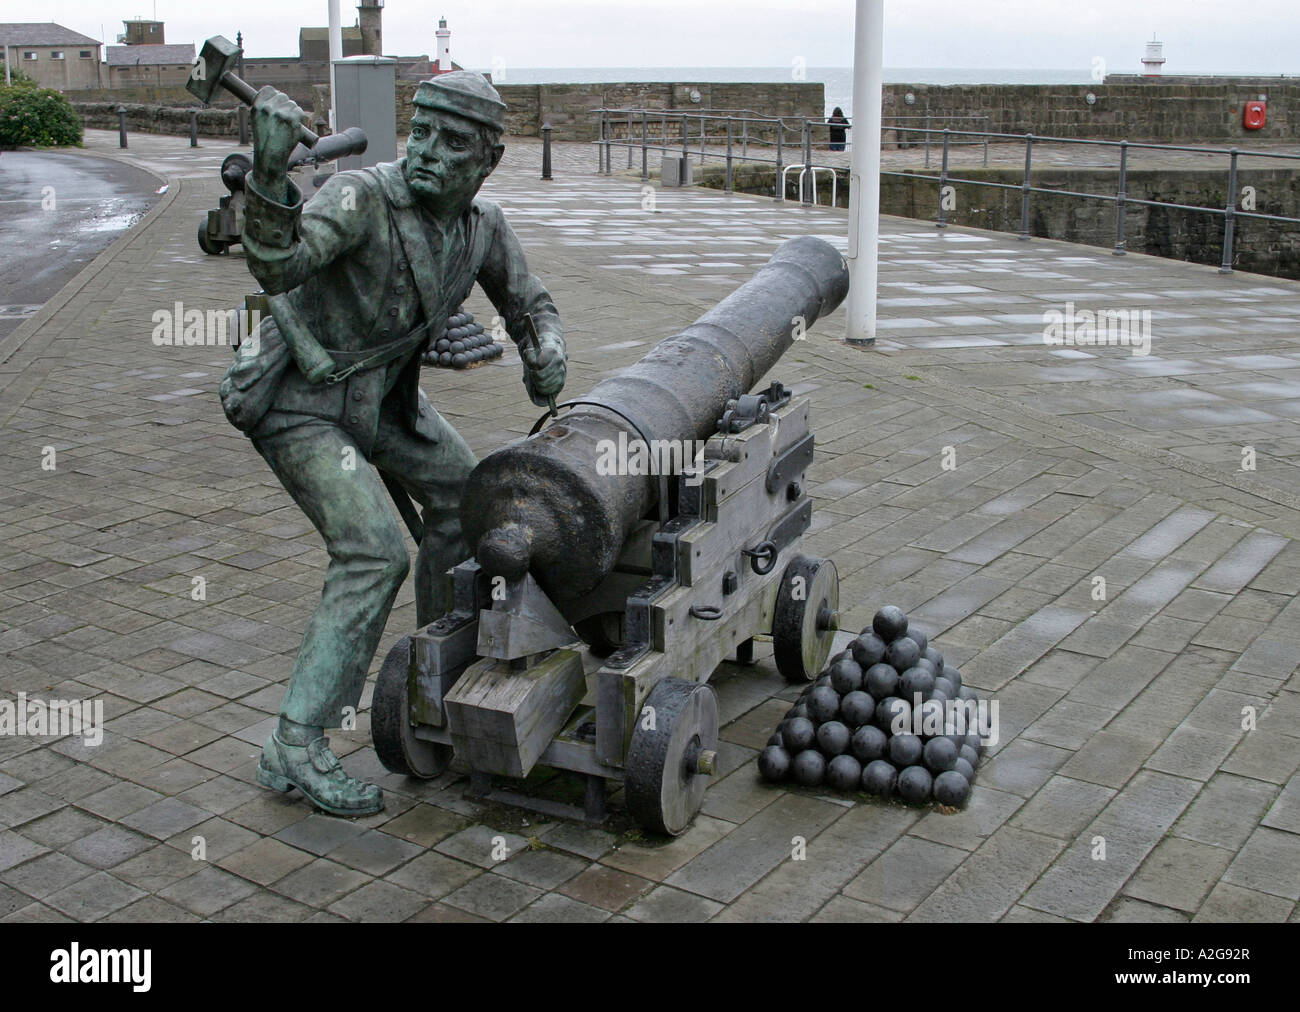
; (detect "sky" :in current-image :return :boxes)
[5,1,1299,76]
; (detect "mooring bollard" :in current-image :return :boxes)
[541,122,553,181]
[238,105,249,146]
[189,110,198,147]
[117,106,128,149]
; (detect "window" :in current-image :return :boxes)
[51,51,65,60]
[79,50,92,59]
[23,51,37,61]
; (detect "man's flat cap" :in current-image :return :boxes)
[413,71,507,131]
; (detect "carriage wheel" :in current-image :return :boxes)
[624,679,719,836]
[772,555,840,683]
[372,635,453,779]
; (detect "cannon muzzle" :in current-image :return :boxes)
[462,236,850,601]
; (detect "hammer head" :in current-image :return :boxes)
[187,35,242,105]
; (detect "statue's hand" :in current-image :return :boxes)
[251,87,303,194]
[522,334,566,403]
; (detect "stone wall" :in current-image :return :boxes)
[882,79,1300,144]
[396,81,826,141]
[73,102,242,138]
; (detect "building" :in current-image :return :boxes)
[104,43,197,87]
[0,22,103,89]
[298,27,366,63]
[119,18,164,46]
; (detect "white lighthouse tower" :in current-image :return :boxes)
[434,16,452,74]
[1141,36,1166,77]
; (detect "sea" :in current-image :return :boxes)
[469,67,1097,118]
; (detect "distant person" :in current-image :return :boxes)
[828,107,850,151]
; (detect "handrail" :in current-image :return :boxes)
[592,107,1300,272]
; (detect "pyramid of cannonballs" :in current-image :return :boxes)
[759,605,985,808]
[424,308,504,369]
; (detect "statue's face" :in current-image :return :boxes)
[404,108,502,211]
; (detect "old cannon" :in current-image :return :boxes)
[371,236,851,835]
[198,129,367,255]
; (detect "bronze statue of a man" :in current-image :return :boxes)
[218,73,565,816]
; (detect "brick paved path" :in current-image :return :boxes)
[0,130,1296,922]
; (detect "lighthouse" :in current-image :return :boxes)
[1141,36,1166,77]
[434,17,452,74]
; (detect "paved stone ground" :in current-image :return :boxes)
[0,129,1297,923]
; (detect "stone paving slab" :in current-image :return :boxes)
[0,129,1296,922]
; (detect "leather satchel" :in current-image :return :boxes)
[218,310,292,433]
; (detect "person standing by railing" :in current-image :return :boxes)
[828,107,850,151]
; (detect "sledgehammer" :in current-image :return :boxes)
[187,34,367,157]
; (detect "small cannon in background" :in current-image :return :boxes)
[197,128,368,255]
[188,33,369,254]
[372,236,851,835]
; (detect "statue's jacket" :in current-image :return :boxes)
[222,158,562,456]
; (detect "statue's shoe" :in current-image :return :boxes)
[256,732,384,817]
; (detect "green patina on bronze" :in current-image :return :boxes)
[216,71,567,816]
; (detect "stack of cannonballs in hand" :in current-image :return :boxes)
[424,308,504,369]
[759,605,985,809]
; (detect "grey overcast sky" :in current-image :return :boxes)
[6,1,1299,74]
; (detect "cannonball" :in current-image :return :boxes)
[814,673,833,690]
[923,646,945,674]
[899,665,935,699]
[958,685,977,704]
[872,605,909,642]
[816,720,851,757]
[876,696,912,736]
[768,731,784,748]
[959,744,979,767]
[826,754,862,793]
[851,631,887,668]
[909,627,928,654]
[953,757,975,782]
[829,649,849,667]
[865,663,899,700]
[829,656,863,695]
[850,724,888,763]
[927,687,950,707]
[789,702,810,722]
[964,732,985,756]
[932,676,956,699]
[791,749,826,787]
[438,351,453,366]
[781,716,816,753]
[861,759,897,797]
[886,636,921,672]
[839,691,875,728]
[435,338,451,353]
[450,340,465,354]
[933,770,970,807]
[452,352,469,368]
[923,736,958,773]
[808,686,841,724]
[897,765,934,805]
[758,745,791,782]
[889,733,924,768]
[913,656,937,677]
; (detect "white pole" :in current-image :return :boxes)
[4,45,10,85]
[845,0,884,345]
[328,0,342,132]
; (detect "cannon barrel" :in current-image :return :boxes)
[462,236,850,602]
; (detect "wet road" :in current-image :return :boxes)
[0,151,161,340]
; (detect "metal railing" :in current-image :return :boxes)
[594,107,857,205]
[883,115,991,167]
[594,108,1300,273]
[891,126,1300,272]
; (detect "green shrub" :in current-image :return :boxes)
[0,85,83,148]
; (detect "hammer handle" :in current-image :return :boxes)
[220,71,320,147]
